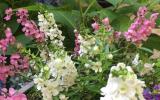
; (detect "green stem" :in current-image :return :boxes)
[83,0,96,16]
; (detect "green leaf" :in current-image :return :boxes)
[143,34,160,50]
[23,4,81,30]
[16,34,33,46]
[86,84,101,93]
[116,5,139,14]
[106,0,123,6]
[111,15,131,31]
[89,9,117,22]
[0,3,8,17]
[53,10,79,29]
[5,17,19,34]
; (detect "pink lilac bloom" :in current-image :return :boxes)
[0,54,29,84]
[4,8,13,21]
[10,54,21,68]
[0,66,12,84]
[16,8,29,25]
[10,54,29,69]
[124,6,159,44]
[92,22,99,31]
[74,30,80,56]
[0,55,6,64]
[16,8,44,42]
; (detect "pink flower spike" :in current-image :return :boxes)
[91,22,99,31]
[102,17,109,25]
[4,8,13,21]
[124,6,159,44]
[17,9,44,42]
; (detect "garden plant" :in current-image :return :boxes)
[0,0,160,100]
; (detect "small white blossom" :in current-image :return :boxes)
[107,53,113,59]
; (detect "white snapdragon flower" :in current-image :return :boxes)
[100,63,145,100]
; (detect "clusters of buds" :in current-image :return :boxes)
[0,28,15,54]
[4,8,44,42]
[4,8,13,21]
[91,17,111,32]
[124,7,159,44]
[0,53,29,84]
[16,8,44,42]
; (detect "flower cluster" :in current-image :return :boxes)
[100,63,145,100]
[47,52,78,87]
[78,34,97,56]
[0,53,29,84]
[33,12,77,100]
[34,51,77,100]
[38,12,64,47]
[16,8,44,42]
[0,28,15,54]
[76,34,105,72]
[124,6,159,44]
[4,8,13,21]
[4,8,44,42]
[0,26,29,84]
[0,88,27,100]
[75,17,113,73]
